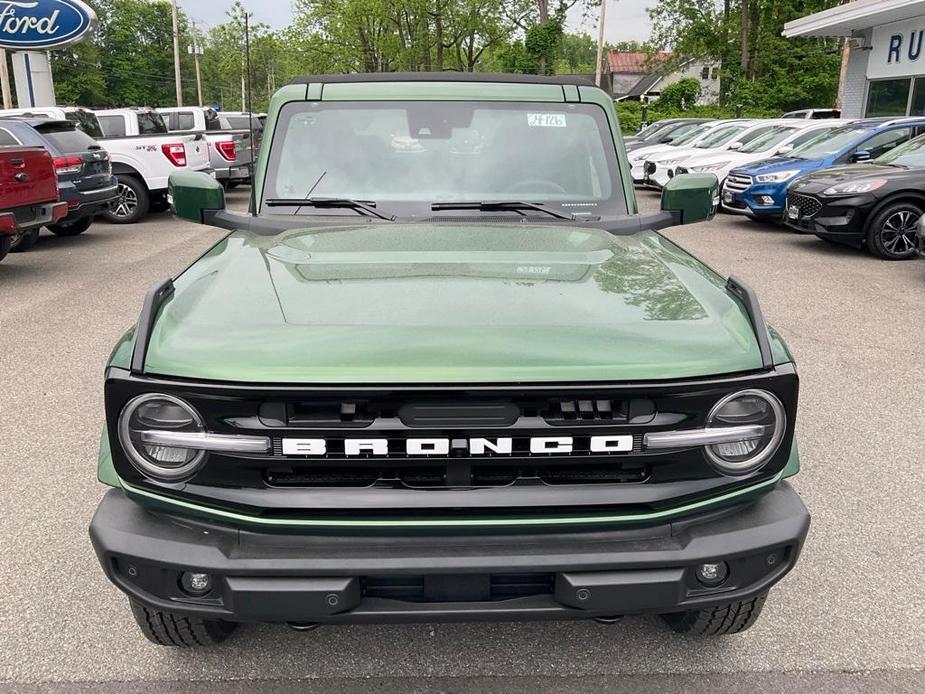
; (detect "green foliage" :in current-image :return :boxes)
[648,0,843,112]
[655,78,700,111]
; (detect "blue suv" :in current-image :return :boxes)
[721,117,925,221]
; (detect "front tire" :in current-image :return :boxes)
[866,202,921,260]
[10,227,39,251]
[129,600,236,648]
[103,176,150,224]
[47,216,93,237]
[661,593,767,636]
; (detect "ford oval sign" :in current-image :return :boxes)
[0,0,97,50]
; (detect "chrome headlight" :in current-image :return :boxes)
[118,393,207,481]
[704,389,786,475]
[755,170,800,183]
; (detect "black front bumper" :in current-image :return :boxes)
[90,484,809,624]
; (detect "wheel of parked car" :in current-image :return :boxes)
[10,228,39,251]
[0,235,10,263]
[661,593,767,635]
[129,601,236,647]
[48,216,94,237]
[103,176,150,224]
[866,201,922,260]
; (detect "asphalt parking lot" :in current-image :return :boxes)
[0,189,923,692]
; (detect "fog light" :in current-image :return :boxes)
[695,562,728,587]
[180,572,212,596]
[758,195,775,205]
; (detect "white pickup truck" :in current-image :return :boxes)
[157,107,254,188]
[93,108,212,223]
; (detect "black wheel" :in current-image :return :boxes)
[0,235,10,262]
[10,227,39,251]
[47,216,93,237]
[103,176,150,224]
[129,600,236,648]
[661,593,767,636]
[866,201,921,260]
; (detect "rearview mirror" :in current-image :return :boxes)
[850,150,871,162]
[168,171,225,224]
[660,173,719,225]
[728,141,743,151]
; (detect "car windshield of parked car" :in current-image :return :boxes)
[264,101,625,216]
[789,126,869,159]
[636,121,671,139]
[35,124,101,153]
[873,134,925,167]
[693,125,746,149]
[670,125,712,146]
[65,111,104,139]
[737,126,798,153]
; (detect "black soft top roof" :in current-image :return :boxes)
[289,72,598,87]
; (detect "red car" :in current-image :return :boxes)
[0,146,68,262]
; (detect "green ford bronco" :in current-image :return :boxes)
[90,74,809,647]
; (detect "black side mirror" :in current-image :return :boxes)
[850,150,871,162]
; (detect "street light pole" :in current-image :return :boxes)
[190,21,203,107]
[171,0,183,106]
[594,0,608,87]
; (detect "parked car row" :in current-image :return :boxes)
[0,105,263,262]
[630,115,925,260]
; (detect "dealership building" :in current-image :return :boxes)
[784,0,925,118]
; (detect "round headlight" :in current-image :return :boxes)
[118,393,206,481]
[704,389,785,476]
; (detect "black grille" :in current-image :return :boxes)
[364,573,553,602]
[787,193,822,219]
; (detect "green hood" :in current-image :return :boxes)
[140,223,779,383]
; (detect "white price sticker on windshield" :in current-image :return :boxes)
[528,113,567,127]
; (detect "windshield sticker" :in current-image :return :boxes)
[528,113,567,128]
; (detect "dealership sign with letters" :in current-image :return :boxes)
[0,0,96,50]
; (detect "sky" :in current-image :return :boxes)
[178,0,655,44]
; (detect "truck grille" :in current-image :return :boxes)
[724,173,752,192]
[787,192,822,219]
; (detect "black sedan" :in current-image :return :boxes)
[783,135,925,260]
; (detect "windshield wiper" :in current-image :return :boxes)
[431,200,574,220]
[265,197,394,221]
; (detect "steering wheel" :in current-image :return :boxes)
[505,179,568,195]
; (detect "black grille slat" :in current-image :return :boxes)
[363,573,554,602]
[787,192,822,219]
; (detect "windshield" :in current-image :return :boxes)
[874,133,925,167]
[670,125,711,146]
[36,125,100,153]
[65,110,103,138]
[638,121,677,141]
[694,125,746,149]
[264,101,625,217]
[738,126,797,153]
[789,126,869,159]
[137,112,167,134]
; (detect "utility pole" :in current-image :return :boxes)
[189,21,203,107]
[171,0,183,106]
[0,49,12,108]
[594,0,608,88]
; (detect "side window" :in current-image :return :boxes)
[177,112,195,130]
[99,115,126,138]
[0,128,20,146]
[700,66,709,80]
[858,127,912,158]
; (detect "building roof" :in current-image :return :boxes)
[625,74,664,98]
[783,0,925,38]
[606,51,672,74]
